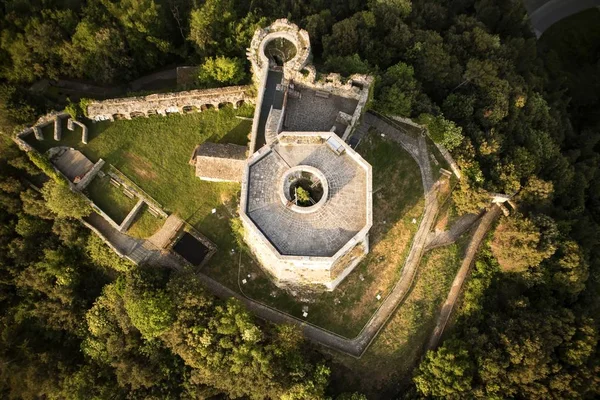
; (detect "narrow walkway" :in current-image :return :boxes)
[427,204,501,350]
[147,214,184,249]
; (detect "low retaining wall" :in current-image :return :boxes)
[107,167,168,218]
[119,199,145,232]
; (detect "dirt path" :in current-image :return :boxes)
[426,204,501,350]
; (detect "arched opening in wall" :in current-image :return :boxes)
[130,111,145,118]
[182,106,197,113]
[218,102,233,109]
[351,81,364,90]
[201,104,215,111]
[264,37,297,67]
[113,113,127,120]
[165,106,179,115]
[236,100,245,108]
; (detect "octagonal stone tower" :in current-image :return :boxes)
[240,132,372,291]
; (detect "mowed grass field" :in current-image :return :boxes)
[234,133,424,337]
[27,106,253,255]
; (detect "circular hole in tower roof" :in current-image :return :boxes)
[264,37,297,66]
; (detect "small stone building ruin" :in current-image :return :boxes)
[190,142,248,183]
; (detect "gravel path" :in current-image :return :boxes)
[197,113,443,357]
[426,204,501,350]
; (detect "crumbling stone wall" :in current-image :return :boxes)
[74,159,105,191]
[86,85,254,121]
[14,111,70,147]
[247,18,373,152]
[67,118,89,144]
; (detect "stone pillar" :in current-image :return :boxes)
[33,126,43,141]
[80,123,89,144]
[67,118,74,131]
[54,116,62,141]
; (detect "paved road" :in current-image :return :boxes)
[524,0,600,37]
[427,204,501,350]
[198,113,442,357]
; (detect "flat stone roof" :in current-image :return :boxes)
[244,133,369,257]
[50,147,94,181]
[195,143,248,182]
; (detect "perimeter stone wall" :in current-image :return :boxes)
[86,85,254,121]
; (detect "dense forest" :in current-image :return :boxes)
[1,0,599,398]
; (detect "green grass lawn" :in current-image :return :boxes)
[127,205,164,239]
[326,237,467,398]
[224,132,425,338]
[85,175,138,225]
[26,106,253,257]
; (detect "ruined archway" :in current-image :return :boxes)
[130,111,145,118]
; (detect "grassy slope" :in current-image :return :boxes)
[127,205,165,239]
[327,239,466,398]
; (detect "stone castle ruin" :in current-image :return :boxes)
[239,20,374,290]
[240,132,372,290]
[14,18,374,291]
[246,19,373,153]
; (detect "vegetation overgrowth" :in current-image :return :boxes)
[0,1,599,398]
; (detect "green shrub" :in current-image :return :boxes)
[79,98,92,118]
[26,151,69,185]
[296,186,311,205]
